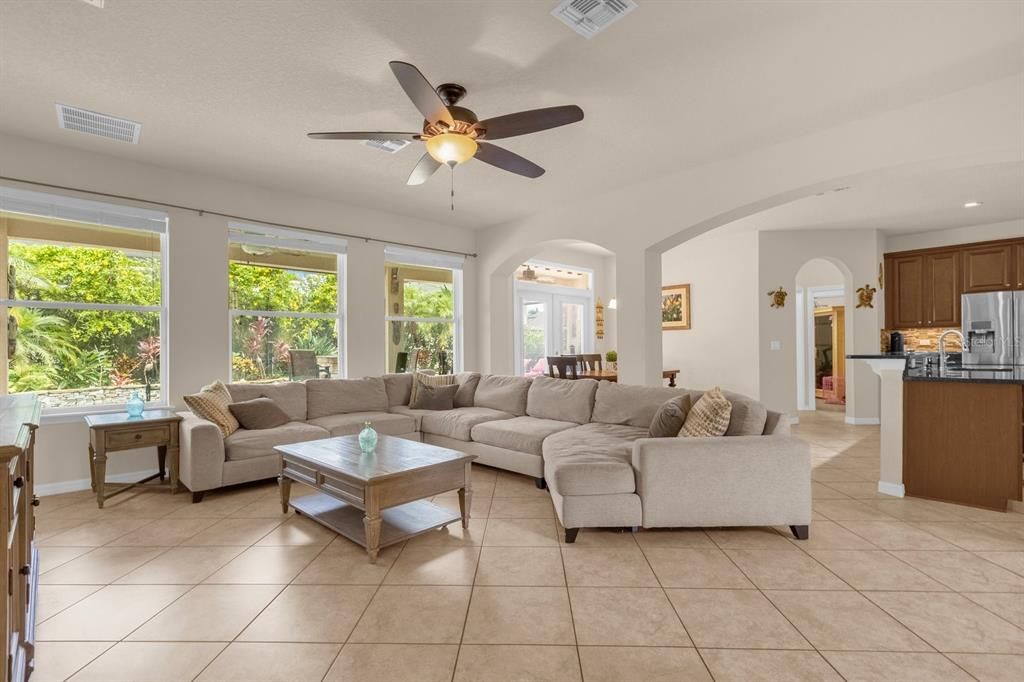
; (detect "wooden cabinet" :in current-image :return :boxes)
[886,254,925,328]
[924,251,960,327]
[962,243,1015,293]
[885,237,1024,329]
[1,395,40,682]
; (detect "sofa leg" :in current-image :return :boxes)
[535,477,546,490]
[790,524,809,540]
[564,528,580,543]
[191,491,205,504]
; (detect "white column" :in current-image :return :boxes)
[615,247,662,385]
[858,358,907,497]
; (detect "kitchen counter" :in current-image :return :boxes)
[904,365,1024,384]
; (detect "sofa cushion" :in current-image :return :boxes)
[649,394,693,438]
[223,421,329,462]
[542,422,647,496]
[306,377,388,419]
[184,381,239,437]
[471,416,577,456]
[526,375,598,424]
[724,391,769,436]
[454,372,481,408]
[591,382,688,428]
[410,382,459,410]
[474,375,531,416]
[388,405,431,431]
[383,373,414,407]
[420,406,515,441]
[227,382,308,422]
[306,411,415,437]
[228,397,290,431]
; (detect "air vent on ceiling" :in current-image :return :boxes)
[77,0,105,8]
[361,138,411,154]
[56,103,141,144]
[551,0,637,39]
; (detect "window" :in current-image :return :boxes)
[229,223,346,382]
[384,246,464,375]
[0,187,168,412]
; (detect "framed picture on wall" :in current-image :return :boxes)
[662,284,691,330]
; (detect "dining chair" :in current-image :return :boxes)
[547,355,579,380]
[577,353,603,372]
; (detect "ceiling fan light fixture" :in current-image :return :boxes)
[425,133,478,165]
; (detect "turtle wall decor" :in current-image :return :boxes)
[767,286,788,309]
[856,284,877,309]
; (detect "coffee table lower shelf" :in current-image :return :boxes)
[290,492,461,550]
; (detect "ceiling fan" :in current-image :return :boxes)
[307,61,584,188]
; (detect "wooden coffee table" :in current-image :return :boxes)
[275,435,475,562]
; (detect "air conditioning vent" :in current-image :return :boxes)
[551,0,638,38]
[361,138,411,154]
[56,103,141,144]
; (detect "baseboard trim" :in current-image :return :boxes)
[877,481,905,498]
[845,416,880,425]
[37,468,160,497]
[788,415,800,425]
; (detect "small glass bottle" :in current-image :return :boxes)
[358,421,378,454]
[126,391,145,419]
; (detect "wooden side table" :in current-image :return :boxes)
[84,410,182,509]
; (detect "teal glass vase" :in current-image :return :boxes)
[126,391,145,419]
[358,421,378,454]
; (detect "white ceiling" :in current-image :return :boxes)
[720,161,1024,235]
[1,1,1022,229]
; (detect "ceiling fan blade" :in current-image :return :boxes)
[475,105,583,140]
[389,61,454,127]
[407,152,443,186]
[307,132,419,140]
[474,142,545,178]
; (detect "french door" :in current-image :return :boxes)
[515,287,592,376]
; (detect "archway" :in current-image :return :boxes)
[795,258,853,419]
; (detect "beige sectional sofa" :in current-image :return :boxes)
[178,373,811,541]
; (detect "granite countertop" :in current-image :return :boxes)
[903,365,1024,384]
[845,353,913,359]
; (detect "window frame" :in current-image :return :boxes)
[0,193,170,418]
[227,222,348,382]
[512,260,595,376]
[384,248,464,375]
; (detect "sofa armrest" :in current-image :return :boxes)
[177,411,226,493]
[631,435,811,528]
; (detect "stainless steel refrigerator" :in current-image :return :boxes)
[961,291,1024,367]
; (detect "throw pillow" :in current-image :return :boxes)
[649,394,693,438]
[409,372,456,405]
[183,381,239,438]
[679,387,732,438]
[410,381,459,410]
[454,372,481,408]
[228,397,290,431]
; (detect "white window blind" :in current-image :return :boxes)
[384,245,464,270]
[229,221,347,253]
[0,185,167,232]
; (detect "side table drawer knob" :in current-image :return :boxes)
[32,495,40,507]
[12,476,24,488]
[135,433,142,440]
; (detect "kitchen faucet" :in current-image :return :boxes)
[938,329,965,372]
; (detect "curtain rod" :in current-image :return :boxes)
[0,175,478,258]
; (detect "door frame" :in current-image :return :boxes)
[797,285,844,411]
[513,279,595,375]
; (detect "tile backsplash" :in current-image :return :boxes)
[880,328,963,352]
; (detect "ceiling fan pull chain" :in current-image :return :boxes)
[449,163,455,211]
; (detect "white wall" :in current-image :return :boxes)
[759,230,884,421]
[0,133,479,492]
[661,230,759,398]
[796,258,846,290]
[885,219,1023,252]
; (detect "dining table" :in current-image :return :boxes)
[578,368,680,387]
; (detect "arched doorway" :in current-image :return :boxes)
[796,258,849,414]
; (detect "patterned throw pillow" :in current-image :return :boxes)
[649,394,692,438]
[183,381,239,437]
[408,372,457,406]
[679,387,732,438]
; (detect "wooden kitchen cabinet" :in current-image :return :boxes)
[886,254,925,328]
[962,242,1014,293]
[885,237,1024,329]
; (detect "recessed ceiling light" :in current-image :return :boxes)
[963,201,983,208]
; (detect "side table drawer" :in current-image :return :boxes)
[106,426,169,450]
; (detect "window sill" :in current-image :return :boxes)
[40,403,172,426]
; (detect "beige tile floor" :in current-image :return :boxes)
[32,408,1024,681]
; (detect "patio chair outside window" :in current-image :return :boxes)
[288,349,331,380]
